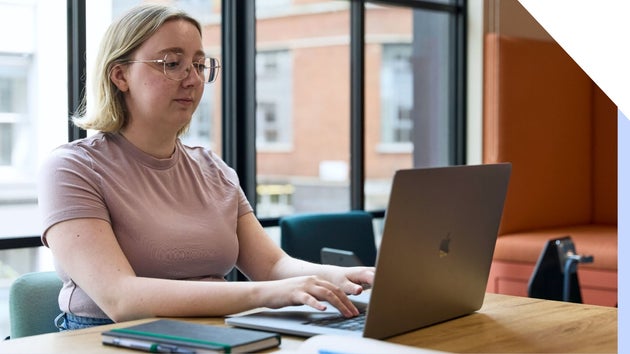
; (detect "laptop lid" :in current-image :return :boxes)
[226,163,511,339]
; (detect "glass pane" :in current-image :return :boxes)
[255,1,351,219]
[87,0,222,153]
[365,3,454,217]
[0,1,68,239]
[0,0,68,337]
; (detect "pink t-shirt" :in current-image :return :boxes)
[38,132,253,318]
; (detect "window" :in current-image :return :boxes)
[380,44,413,149]
[0,57,28,166]
[256,50,292,149]
[0,0,466,242]
[0,0,466,334]
[365,1,464,213]
[255,1,352,218]
[0,0,68,238]
[173,0,218,23]
[183,86,218,150]
[0,0,68,336]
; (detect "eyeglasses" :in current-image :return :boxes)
[121,52,221,83]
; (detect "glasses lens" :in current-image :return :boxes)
[163,53,186,81]
[162,53,220,83]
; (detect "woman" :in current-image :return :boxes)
[38,4,374,331]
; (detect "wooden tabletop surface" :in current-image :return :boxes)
[0,293,617,353]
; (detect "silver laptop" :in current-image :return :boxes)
[226,163,511,339]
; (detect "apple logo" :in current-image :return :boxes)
[439,233,451,258]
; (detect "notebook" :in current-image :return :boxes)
[102,319,280,353]
[226,163,511,339]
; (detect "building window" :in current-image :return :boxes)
[0,60,28,166]
[182,87,216,149]
[258,102,279,143]
[256,50,292,150]
[380,44,413,148]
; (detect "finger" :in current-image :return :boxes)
[339,268,375,295]
[344,282,364,295]
[299,277,359,317]
[328,293,359,317]
[348,268,376,289]
[314,282,359,317]
[302,294,328,312]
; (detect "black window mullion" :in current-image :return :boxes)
[350,0,366,211]
[450,0,467,165]
[369,0,460,14]
[221,0,257,210]
[455,0,467,164]
[67,0,87,142]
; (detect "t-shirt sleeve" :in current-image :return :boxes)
[237,185,254,217]
[38,146,111,246]
[208,150,254,217]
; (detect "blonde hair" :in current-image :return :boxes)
[72,4,202,136]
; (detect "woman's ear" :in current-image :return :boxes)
[110,64,129,92]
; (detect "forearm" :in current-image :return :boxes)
[102,276,266,322]
[266,255,336,281]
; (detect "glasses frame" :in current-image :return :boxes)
[120,53,221,84]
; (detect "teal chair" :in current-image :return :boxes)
[8,271,63,339]
[280,211,377,266]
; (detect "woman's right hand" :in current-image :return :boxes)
[257,276,360,318]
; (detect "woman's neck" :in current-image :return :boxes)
[119,129,177,159]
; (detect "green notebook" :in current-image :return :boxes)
[102,319,281,353]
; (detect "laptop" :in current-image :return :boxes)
[226,163,511,339]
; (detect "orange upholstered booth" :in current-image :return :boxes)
[483,33,617,306]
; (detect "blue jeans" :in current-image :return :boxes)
[55,312,114,331]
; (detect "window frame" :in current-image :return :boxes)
[0,0,466,248]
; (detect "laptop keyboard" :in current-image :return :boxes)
[305,312,367,331]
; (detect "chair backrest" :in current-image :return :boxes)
[483,33,617,235]
[528,237,584,303]
[280,210,377,266]
[9,271,63,339]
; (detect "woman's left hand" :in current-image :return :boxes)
[327,266,375,295]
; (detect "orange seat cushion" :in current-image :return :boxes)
[494,224,617,271]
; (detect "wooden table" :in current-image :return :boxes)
[0,293,617,353]
[386,293,617,353]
